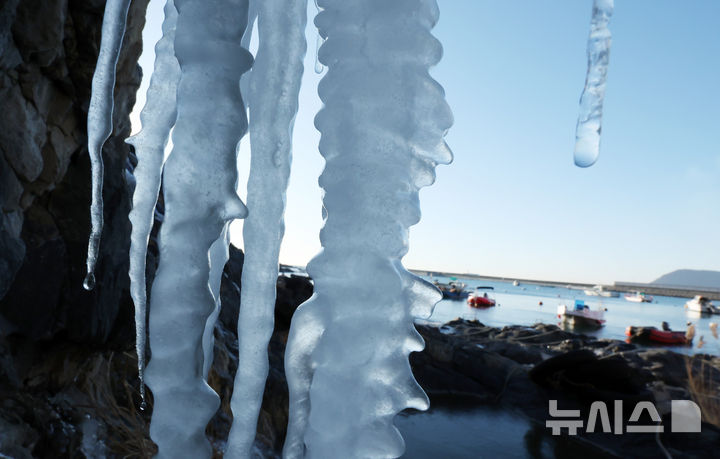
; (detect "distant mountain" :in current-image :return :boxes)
[652,270,720,290]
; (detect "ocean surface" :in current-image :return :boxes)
[419,275,720,356]
[395,396,612,459]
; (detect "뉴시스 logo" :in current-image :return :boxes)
[546,399,702,435]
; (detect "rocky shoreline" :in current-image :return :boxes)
[2,257,719,457]
[413,318,720,458]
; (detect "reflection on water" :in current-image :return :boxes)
[422,276,720,356]
[395,396,615,459]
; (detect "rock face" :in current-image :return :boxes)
[0,0,149,343]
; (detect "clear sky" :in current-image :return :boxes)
[132,0,720,285]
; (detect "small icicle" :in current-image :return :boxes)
[574,0,613,168]
[313,0,325,74]
[84,0,132,290]
[125,0,180,407]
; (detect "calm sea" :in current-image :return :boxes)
[420,275,720,356]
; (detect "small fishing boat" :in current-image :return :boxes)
[625,326,690,345]
[512,280,520,287]
[583,285,619,298]
[557,300,605,328]
[467,286,496,308]
[624,291,653,303]
[685,295,720,315]
[434,280,469,300]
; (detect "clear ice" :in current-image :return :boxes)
[574,0,613,168]
[283,0,452,457]
[84,0,132,290]
[125,0,180,405]
[142,0,251,457]
[225,0,307,456]
[86,0,457,456]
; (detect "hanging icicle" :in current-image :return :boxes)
[574,0,614,168]
[313,0,325,74]
[142,0,252,456]
[125,0,180,408]
[283,0,452,457]
[225,0,307,456]
[84,0,132,290]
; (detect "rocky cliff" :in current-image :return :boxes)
[0,0,149,343]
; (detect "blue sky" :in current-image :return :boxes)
[132,0,720,284]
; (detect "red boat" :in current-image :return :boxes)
[625,326,690,345]
[467,287,496,308]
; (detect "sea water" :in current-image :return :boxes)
[395,395,611,459]
[422,275,720,356]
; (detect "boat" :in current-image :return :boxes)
[557,300,605,328]
[625,326,690,345]
[624,292,653,303]
[512,280,519,287]
[583,285,619,298]
[434,280,469,300]
[685,295,720,315]
[467,286,496,308]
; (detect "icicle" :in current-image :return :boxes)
[125,0,180,408]
[203,226,230,380]
[574,0,613,168]
[225,0,307,456]
[313,0,325,74]
[84,0,132,290]
[143,0,252,456]
[239,0,257,109]
[283,0,452,457]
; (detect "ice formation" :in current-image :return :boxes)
[124,0,179,405]
[574,0,614,168]
[87,0,454,456]
[225,0,307,456]
[140,0,251,456]
[283,0,452,457]
[84,0,132,290]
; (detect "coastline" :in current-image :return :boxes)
[410,269,720,301]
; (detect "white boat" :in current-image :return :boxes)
[512,280,519,286]
[557,300,605,328]
[685,295,720,315]
[624,292,653,303]
[583,285,619,297]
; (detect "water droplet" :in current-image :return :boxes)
[83,272,96,290]
[140,400,147,411]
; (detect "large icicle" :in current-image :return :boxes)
[283,0,452,457]
[574,0,613,168]
[225,0,307,455]
[143,0,252,456]
[84,0,132,290]
[124,0,180,406]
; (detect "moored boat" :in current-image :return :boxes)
[434,280,469,300]
[467,286,496,308]
[625,326,690,345]
[624,291,653,303]
[685,295,720,315]
[583,285,619,297]
[557,300,605,328]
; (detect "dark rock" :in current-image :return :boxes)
[0,0,150,344]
